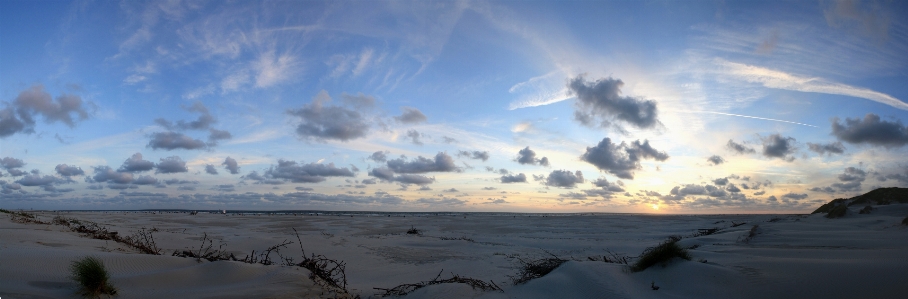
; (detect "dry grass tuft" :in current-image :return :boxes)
[630,236,691,272]
[70,256,117,298]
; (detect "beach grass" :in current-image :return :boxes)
[630,236,691,272]
[70,256,117,298]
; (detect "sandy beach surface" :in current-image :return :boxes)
[2,206,907,298]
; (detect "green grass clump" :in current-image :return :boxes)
[826,204,848,219]
[630,236,691,272]
[70,256,117,298]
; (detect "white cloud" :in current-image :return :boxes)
[254,51,298,88]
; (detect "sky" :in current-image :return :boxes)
[2,0,908,213]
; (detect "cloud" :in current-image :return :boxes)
[707,155,725,165]
[341,93,377,110]
[394,107,427,124]
[457,150,489,162]
[1,157,26,169]
[832,114,908,148]
[147,131,207,150]
[567,75,660,131]
[368,167,434,185]
[442,136,457,144]
[222,157,239,174]
[264,160,355,183]
[207,128,232,145]
[205,164,218,175]
[715,59,908,111]
[500,173,527,183]
[119,153,155,172]
[163,179,198,185]
[807,142,846,155]
[405,129,424,145]
[516,146,549,166]
[133,175,158,185]
[15,174,67,187]
[838,167,866,182]
[545,170,584,188]
[580,138,669,179]
[368,167,395,180]
[287,91,370,142]
[90,166,134,184]
[762,134,797,161]
[726,139,756,154]
[386,152,459,173]
[55,164,85,176]
[155,156,189,174]
[726,183,741,193]
[713,177,729,186]
[781,193,808,200]
[415,197,467,206]
[0,85,91,138]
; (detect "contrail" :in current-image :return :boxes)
[673,110,818,128]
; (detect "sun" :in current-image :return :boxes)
[651,204,659,210]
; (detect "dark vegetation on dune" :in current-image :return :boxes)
[374,269,502,297]
[630,236,691,272]
[813,188,908,217]
[509,252,570,285]
[70,256,117,298]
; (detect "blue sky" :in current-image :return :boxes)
[2,0,908,213]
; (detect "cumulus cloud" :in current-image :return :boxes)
[545,170,584,188]
[155,156,189,174]
[55,164,85,176]
[707,155,725,165]
[831,114,908,148]
[205,164,218,175]
[90,166,134,184]
[500,173,527,183]
[287,92,370,142]
[386,152,459,173]
[368,167,434,185]
[415,197,467,206]
[405,129,424,145]
[713,177,729,186]
[341,93,377,110]
[516,147,549,166]
[119,153,155,172]
[567,75,660,131]
[394,107,427,124]
[15,173,67,187]
[457,150,489,162]
[781,193,808,200]
[222,157,239,174]
[147,132,207,150]
[807,141,846,155]
[207,128,232,145]
[133,175,158,185]
[762,134,797,161]
[156,102,215,131]
[1,157,27,175]
[580,138,668,179]
[368,151,388,163]
[726,139,756,154]
[0,85,91,138]
[264,160,355,183]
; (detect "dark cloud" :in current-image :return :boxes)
[516,147,549,166]
[265,160,355,183]
[361,178,377,184]
[133,175,158,185]
[207,128,232,145]
[0,85,91,138]
[809,186,836,193]
[90,166,134,184]
[838,167,866,181]
[781,193,808,200]
[205,164,218,175]
[567,75,660,131]
[16,174,66,186]
[707,155,725,165]
[442,136,457,144]
[167,102,216,131]
[545,170,584,188]
[457,150,489,162]
[1,157,26,169]
[591,178,624,192]
[368,151,388,163]
[147,132,207,150]
[832,114,908,148]
[212,184,235,192]
[287,95,370,142]
[394,107,427,124]
[415,197,467,205]
[393,174,435,185]
[155,156,189,174]
[386,152,459,173]
[295,187,314,191]
[807,142,845,155]
[713,177,729,186]
[222,157,239,174]
[406,129,424,145]
[500,173,527,183]
[726,140,755,154]
[55,164,85,176]
[580,138,668,179]
[108,184,138,190]
[163,179,198,185]
[726,184,741,193]
[119,153,155,172]
[762,134,797,161]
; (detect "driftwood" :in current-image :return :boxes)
[509,251,568,285]
[374,269,502,297]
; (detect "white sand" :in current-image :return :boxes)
[2,205,906,298]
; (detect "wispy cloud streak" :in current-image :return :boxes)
[672,110,818,128]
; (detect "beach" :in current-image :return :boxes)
[2,207,907,298]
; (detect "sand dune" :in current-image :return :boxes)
[2,204,906,298]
